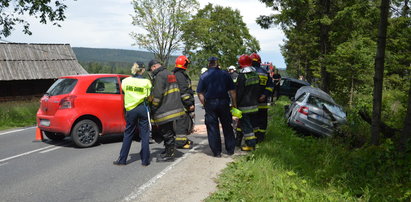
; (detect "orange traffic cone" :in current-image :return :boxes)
[34,127,44,142]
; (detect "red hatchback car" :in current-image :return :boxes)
[37,74,130,147]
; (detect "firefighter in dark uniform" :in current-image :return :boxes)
[173,55,195,149]
[148,59,186,162]
[197,56,237,157]
[236,54,260,151]
[250,53,274,143]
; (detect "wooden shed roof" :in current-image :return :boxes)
[0,43,88,81]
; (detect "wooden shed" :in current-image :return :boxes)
[0,43,88,100]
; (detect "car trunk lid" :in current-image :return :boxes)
[39,78,78,116]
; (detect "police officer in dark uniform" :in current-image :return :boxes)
[197,56,237,157]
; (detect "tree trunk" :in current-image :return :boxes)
[371,0,390,145]
[349,76,354,108]
[319,0,331,93]
[398,79,411,152]
[402,0,409,17]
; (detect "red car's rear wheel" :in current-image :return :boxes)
[71,119,99,148]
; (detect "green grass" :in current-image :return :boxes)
[0,99,39,130]
[206,97,411,201]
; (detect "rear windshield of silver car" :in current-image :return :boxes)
[308,96,346,118]
[46,79,78,96]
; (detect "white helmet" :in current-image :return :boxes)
[201,67,208,74]
[228,66,236,71]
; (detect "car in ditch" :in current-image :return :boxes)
[285,86,346,137]
[36,74,130,147]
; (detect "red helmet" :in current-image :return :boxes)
[249,53,261,63]
[238,54,252,68]
[175,55,190,69]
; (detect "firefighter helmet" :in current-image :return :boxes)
[249,53,261,63]
[175,55,190,69]
[238,54,252,68]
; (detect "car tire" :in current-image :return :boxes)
[44,131,66,141]
[71,119,99,148]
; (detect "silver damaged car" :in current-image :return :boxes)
[285,86,347,137]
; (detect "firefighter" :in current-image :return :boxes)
[113,63,152,166]
[173,55,195,149]
[249,53,274,143]
[148,59,186,162]
[236,54,260,151]
[228,66,239,82]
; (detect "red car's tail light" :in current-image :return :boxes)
[60,96,76,109]
[298,106,309,115]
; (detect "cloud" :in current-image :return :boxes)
[4,0,286,68]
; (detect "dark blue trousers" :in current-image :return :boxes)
[118,104,150,165]
[204,98,235,155]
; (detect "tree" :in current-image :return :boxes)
[0,0,68,38]
[328,36,375,107]
[130,0,199,67]
[398,80,411,151]
[371,0,391,145]
[181,3,260,69]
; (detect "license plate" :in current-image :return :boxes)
[40,119,50,127]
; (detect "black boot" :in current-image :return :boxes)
[157,146,175,162]
[255,132,265,144]
[235,132,243,147]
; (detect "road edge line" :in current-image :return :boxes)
[0,145,55,163]
[123,138,208,202]
[0,126,35,136]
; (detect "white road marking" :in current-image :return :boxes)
[39,143,70,153]
[0,162,8,167]
[0,127,35,136]
[123,139,208,202]
[0,145,55,163]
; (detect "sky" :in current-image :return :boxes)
[4,0,286,69]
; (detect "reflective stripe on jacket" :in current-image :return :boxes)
[151,66,186,125]
[173,68,194,108]
[255,65,274,99]
[237,66,260,114]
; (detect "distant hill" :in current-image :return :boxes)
[72,47,176,67]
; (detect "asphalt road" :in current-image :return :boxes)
[0,102,206,202]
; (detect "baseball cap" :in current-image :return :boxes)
[148,59,161,69]
[208,56,218,61]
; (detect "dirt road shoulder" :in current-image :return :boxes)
[129,125,236,202]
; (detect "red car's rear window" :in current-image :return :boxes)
[46,78,78,96]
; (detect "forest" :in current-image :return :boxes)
[255,0,410,149]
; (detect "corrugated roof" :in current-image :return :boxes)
[0,43,88,81]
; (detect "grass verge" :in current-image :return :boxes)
[206,97,411,201]
[0,99,39,130]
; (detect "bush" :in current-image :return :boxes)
[0,100,39,130]
[207,96,411,201]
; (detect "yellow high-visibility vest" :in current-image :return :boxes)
[121,77,152,111]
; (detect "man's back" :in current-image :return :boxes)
[197,68,234,100]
